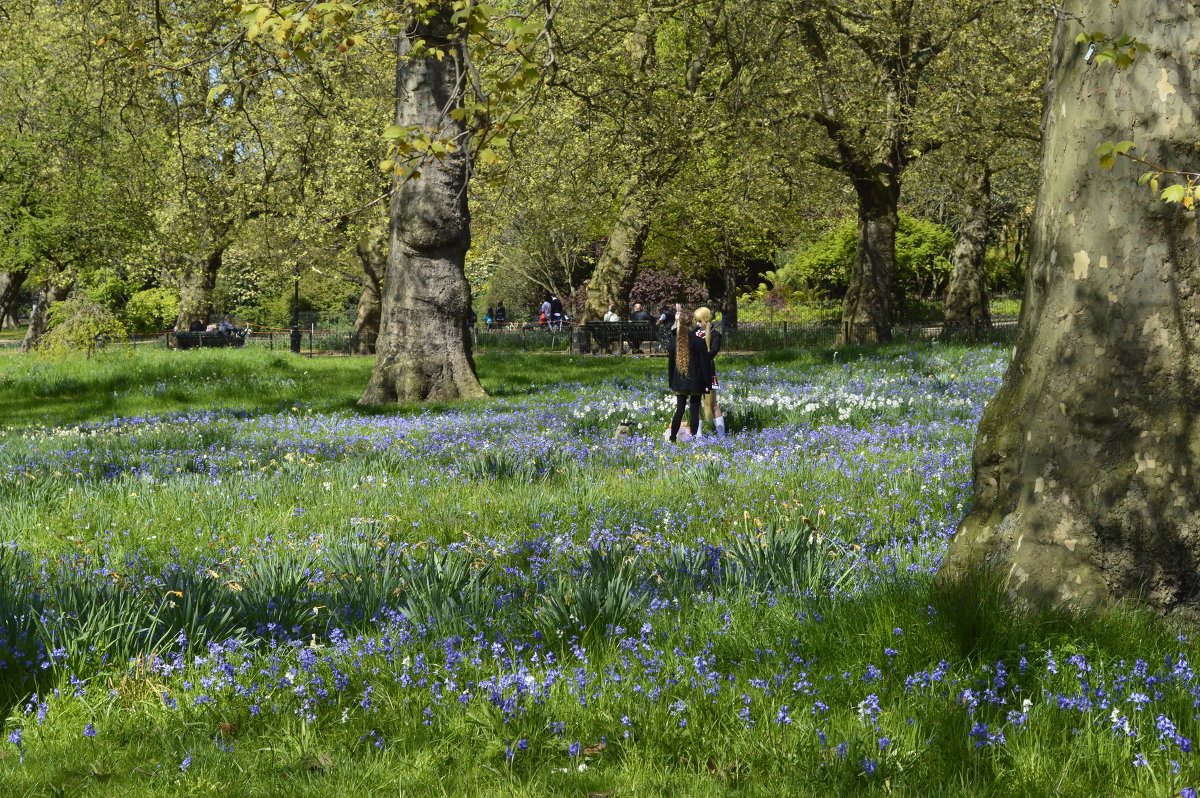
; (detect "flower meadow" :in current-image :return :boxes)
[1,346,1198,797]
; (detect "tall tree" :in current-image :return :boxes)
[548,0,742,322]
[940,0,1200,608]
[360,5,484,402]
[942,163,992,332]
[238,0,547,402]
[782,0,1020,343]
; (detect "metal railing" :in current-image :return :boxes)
[41,317,1018,357]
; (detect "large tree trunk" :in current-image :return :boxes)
[20,281,70,352]
[361,8,483,404]
[943,165,992,333]
[720,251,738,332]
[175,248,224,331]
[352,232,386,355]
[582,174,656,323]
[940,0,1200,609]
[839,179,899,344]
[0,269,27,328]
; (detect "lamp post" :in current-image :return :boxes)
[290,264,302,354]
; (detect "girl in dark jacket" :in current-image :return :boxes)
[666,309,714,442]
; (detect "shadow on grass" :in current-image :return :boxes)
[929,565,1180,665]
[1,341,998,429]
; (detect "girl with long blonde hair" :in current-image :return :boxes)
[692,306,726,437]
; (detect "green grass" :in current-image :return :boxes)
[0,344,1195,798]
[0,348,650,429]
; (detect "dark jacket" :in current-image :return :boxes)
[667,328,715,394]
[630,309,653,323]
[549,296,564,318]
[699,323,723,362]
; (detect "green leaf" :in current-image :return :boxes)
[382,124,407,140]
[206,84,228,104]
[1093,141,1115,157]
[1161,184,1187,203]
[1138,171,1156,185]
[1113,140,1136,156]
[1099,154,1115,170]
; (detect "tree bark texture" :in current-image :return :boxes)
[361,10,483,404]
[175,248,224,331]
[839,180,899,344]
[0,269,26,328]
[940,0,1200,609]
[721,250,738,332]
[352,233,386,356]
[582,174,656,323]
[20,281,70,352]
[944,166,993,333]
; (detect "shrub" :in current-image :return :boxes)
[628,267,708,311]
[40,297,128,358]
[780,214,955,299]
[125,287,181,333]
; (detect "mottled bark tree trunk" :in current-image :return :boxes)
[0,269,26,328]
[361,8,483,404]
[944,166,992,333]
[352,232,386,355]
[20,281,70,352]
[839,179,899,344]
[720,251,738,332]
[175,248,224,331]
[940,0,1200,609]
[582,174,655,323]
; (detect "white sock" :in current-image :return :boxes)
[715,416,726,436]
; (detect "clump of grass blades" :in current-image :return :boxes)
[393,548,493,634]
[725,524,856,596]
[535,547,648,646]
[0,547,42,673]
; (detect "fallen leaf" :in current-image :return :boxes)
[706,755,718,774]
[583,741,607,756]
[303,751,334,771]
[217,721,238,738]
[588,793,612,797]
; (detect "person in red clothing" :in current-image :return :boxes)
[666,308,713,442]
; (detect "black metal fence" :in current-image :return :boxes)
[74,317,1019,357]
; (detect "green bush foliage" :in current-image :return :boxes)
[780,214,955,299]
[125,287,181,333]
[39,296,127,358]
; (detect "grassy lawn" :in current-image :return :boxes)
[0,345,1195,797]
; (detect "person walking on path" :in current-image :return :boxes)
[495,301,507,327]
[549,295,564,330]
[541,296,552,327]
[666,308,713,442]
[693,306,726,437]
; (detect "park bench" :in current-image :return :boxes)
[174,330,248,350]
[575,321,659,354]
